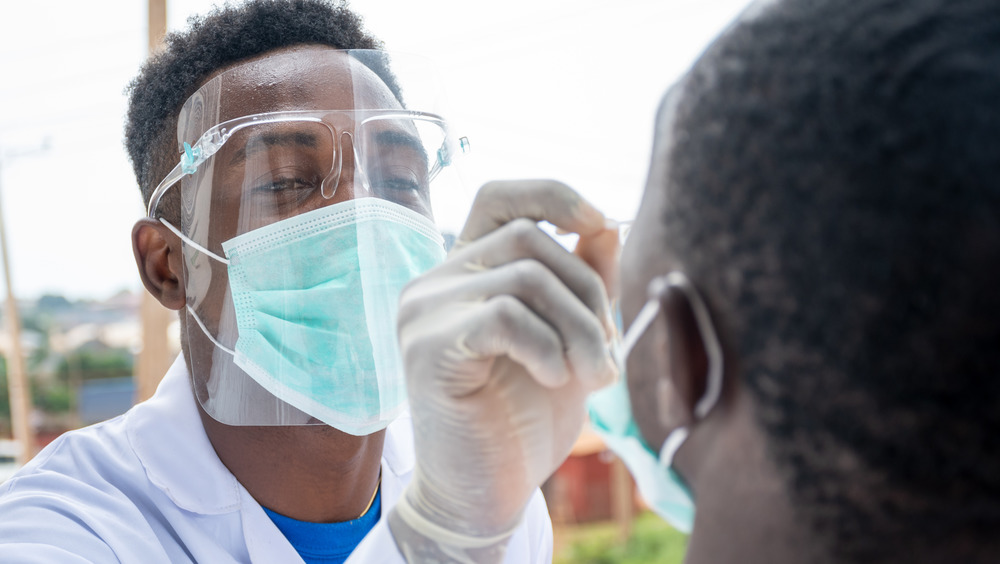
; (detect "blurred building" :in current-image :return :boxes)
[544,423,639,526]
[0,290,179,450]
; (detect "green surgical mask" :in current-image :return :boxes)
[170,198,446,434]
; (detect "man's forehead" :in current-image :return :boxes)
[221,48,395,113]
[176,46,399,146]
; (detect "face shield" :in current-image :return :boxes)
[146,49,470,432]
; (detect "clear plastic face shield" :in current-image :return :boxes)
[147,49,470,432]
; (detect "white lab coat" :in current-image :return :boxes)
[0,356,553,563]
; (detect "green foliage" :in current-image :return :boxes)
[33,380,71,413]
[35,294,73,311]
[0,348,135,431]
[20,311,51,334]
[555,512,688,564]
[0,355,71,424]
[57,349,133,382]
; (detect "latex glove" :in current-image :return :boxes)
[388,180,620,563]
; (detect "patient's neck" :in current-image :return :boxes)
[682,393,828,564]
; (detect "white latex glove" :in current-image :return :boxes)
[388,180,620,563]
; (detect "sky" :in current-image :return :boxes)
[0,0,752,301]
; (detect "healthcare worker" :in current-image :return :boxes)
[388,0,1000,562]
[0,1,617,562]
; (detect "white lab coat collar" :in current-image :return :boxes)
[127,355,242,514]
[125,354,416,534]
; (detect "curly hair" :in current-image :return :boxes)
[124,0,389,218]
[659,0,1000,561]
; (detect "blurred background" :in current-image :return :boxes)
[0,0,752,560]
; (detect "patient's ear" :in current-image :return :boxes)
[658,283,711,428]
[132,218,185,310]
[630,279,712,452]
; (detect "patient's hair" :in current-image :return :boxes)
[657,0,1000,561]
[124,0,391,218]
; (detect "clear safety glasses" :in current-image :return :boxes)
[146,108,461,222]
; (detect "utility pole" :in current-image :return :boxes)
[0,142,48,466]
[135,0,174,403]
[610,457,634,541]
[148,0,167,54]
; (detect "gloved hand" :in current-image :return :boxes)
[388,180,620,563]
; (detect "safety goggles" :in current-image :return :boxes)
[146,108,461,223]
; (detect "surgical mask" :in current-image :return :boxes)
[163,197,446,435]
[587,272,723,533]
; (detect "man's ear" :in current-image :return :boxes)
[657,284,711,429]
[132,218,186,310]
[632,282,712,452]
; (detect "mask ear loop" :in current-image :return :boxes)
[614,298,661,371]
[156,217,236,356]
[648,272,724,467]
[158,217,229,265]
[185,303,236,357]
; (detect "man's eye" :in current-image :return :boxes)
[370,165,427,192]
[374,177,422,193]
[256,176,318,193]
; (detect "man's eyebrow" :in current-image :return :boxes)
[228,130,320,165]
[373,129,430,165]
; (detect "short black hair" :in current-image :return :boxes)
[124,0,387,216]
[659,0,1000,561]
